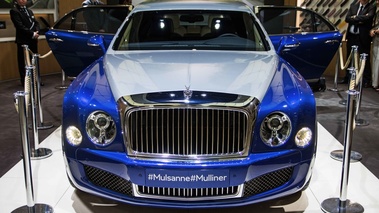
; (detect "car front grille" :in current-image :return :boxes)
[84,165,133,196]
[243,167,294,197]
[122,97,258,160]
[135,185,241,200]
[84,165,294,201]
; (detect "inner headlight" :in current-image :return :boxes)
[260,112,291,147]
[86,111,116,146]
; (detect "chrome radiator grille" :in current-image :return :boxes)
[125,106,254,159]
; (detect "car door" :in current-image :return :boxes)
[255,6,342,83]
[45,5,130,77]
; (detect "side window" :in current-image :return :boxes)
[73,11,88,31]
[54,7,129,33]
[54,13,74,30]
[315,14,334,32]
[257,8,335,35]
[257,8,314,34]
[81,8,108,32]
[299,11,314,32]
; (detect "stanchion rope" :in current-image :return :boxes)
[28,49,52,59]
[339,45,353,71]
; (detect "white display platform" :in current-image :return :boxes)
[1,123,379,213]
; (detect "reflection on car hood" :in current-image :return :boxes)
[104,51,278,101]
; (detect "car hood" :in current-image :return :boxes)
[104,51,278,102]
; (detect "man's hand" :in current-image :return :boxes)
[370,29,378,37]
[33,31,39,39]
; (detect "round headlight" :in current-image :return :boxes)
[295,127,312,147]
[66,126,82,146]
[86,111,116,146]
[260,112,291,147]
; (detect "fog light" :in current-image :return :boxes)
[66,126,82,146]
[295,127,312,147]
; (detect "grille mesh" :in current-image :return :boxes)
[243,167,293,197]
[84,165,293,200]
[126,108,249,157]
[84,165,133,196]
[137,185,239,198]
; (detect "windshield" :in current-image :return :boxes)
[113,10,269,51]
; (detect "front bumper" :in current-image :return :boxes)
[65,148,313,208]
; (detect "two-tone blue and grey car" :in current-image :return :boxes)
[45,0,342,208]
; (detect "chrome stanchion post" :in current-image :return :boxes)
[340,45,358,106]
[12,91,54,213]
[32,54,54,130]
[328,43,343,92]
[28,65,53,160]
[331,69,362,162]
[321,87,364,213]
[355,53,369,126]
[55,69,68,90]
[14,91,34,207]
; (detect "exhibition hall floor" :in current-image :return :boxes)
[1,124,379,212]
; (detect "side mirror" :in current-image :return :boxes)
[87,35,106,53]
[277,36,300,54]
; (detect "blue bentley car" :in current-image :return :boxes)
[44,0,341,208]
[45,3,342,90]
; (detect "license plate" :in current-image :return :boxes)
[145,169,230,188]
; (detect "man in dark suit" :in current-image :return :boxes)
[10,0,40,86]
[344,0,376,87]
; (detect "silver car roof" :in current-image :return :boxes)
[133,0,253,12]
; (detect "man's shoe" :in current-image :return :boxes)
[339,79,348,84]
